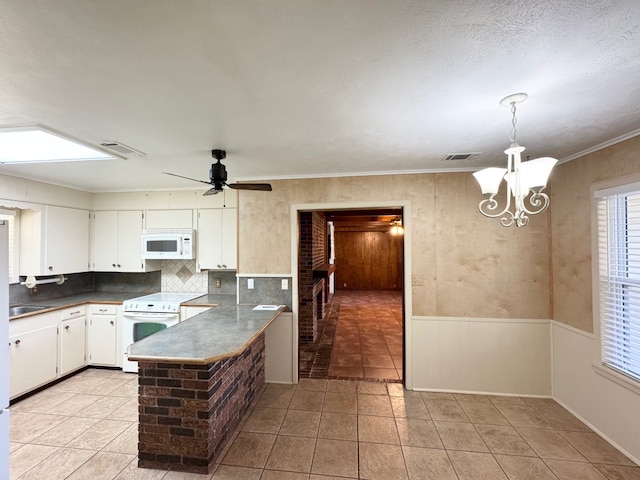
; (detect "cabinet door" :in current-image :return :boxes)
[145,209,193,229]
[197,209,223,270]
[88,315,117,366]
[45,206,90,274]
[117,210,144,271]
[60,317,87,375]
[9,325,58,399]
[92,211,119,271]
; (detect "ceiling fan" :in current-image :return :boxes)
[163,149,272,196]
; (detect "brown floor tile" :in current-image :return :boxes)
[494,454,558,480]
[318,412,358,441]
[279,410,321,437]
[211,465,262,479]
[545,459,609,479]
[65,451,135,480]
[265,435,315,473]
[459,400,509,425]
[311,439,358,478]
[328,366,364,378]
[434,421,489,452]
[595,464,640,480]
[357,382,389,395]
[358,415,400,444]
[359,442,408,480]
[289,390,325,412]
[395,418,444,449]
[362,354,395,368]
[358,394,394,416]
[474,424,536,456]
[364,367,400,380]
[323,392,357,414]
[494,403,551,428]
[516,427,586,461]
[390,395,430,419]
[241,407,287,434]
[326,380,357,393]
[402,446,457,480]
[424,399,469,422]
[560,431,636,466]
[448,450,508,480]
[222,432,277,468]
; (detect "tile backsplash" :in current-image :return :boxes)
[161,259,208,293]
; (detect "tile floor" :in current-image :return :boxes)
[328,290,403,381]
[9,370,640,479]
[299,290,403,382]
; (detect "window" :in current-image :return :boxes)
[595,182,640,384]
[0,208,19,284]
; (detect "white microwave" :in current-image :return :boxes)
[141,229,195,259]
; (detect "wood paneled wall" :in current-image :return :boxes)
[334,230,403,290]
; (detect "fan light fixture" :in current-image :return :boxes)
[472,93,557,227]
[390,217,404,235]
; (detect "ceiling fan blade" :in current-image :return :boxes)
[227,183,272,191]
[203,187,221,196]
[163,171,212,185]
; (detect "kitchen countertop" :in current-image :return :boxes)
[128,303,285,364]
[8,291,237,320]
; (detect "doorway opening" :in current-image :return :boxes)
[297,207,405,383]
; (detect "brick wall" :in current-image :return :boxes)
[137,334,266,474]
[299,211,327,342]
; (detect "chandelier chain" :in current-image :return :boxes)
[509,102,518,143]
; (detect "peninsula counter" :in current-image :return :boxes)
[127,304,285,474]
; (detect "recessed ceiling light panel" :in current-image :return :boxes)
[0,126,119,164]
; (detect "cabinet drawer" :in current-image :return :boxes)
[89,304,118,315]
[61,306,87,321]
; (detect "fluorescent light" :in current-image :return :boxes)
[0,126,117,164]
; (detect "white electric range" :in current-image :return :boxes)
[122,292,204,372]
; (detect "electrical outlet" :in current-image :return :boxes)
[281,279,288,290]
[247,278,254,289]
[412,274,424,286]
[214,278,221,288]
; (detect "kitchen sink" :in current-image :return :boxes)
[9,305,50,316]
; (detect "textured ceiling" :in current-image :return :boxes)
[0,0,639,193]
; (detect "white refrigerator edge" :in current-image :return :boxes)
[1,220,10,477]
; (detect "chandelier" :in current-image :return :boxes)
[472,93,557,227]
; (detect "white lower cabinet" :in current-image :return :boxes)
[88,304,120,367]
[9,311,59,399]
[9,324,58,399]
[59,308,87,376]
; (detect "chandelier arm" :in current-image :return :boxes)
[519,191,551,215]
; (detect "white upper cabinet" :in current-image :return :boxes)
[20,205,90,276]
[145,209,193,229]
[91,210,150,272]
[197,208,237,270]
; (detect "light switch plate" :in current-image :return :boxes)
[281,279,288,290]
[247,278,254,289]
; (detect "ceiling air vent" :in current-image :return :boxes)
[100,141,145,157]
[443,152,481,161]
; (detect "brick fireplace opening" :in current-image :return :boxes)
[298,211,329,343]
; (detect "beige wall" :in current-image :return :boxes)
[238,172,551,318]
[551,135,640,333]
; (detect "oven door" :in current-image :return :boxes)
[122,312,180,373]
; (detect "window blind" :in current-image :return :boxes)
[597,189,640,382]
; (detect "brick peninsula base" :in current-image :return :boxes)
[137,334,266,474]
